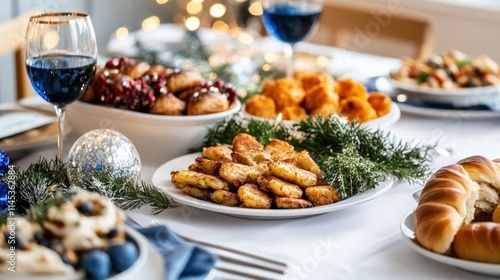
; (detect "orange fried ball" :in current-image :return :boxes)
[263,78,305,110]
[304,83,339,112]
[367,92,392,117]
[294,70,336,92]
[311,102,338,119]
[244,94,277,119]
[279,105,308,121]
[339,96,377,123]
[336,78,369,100]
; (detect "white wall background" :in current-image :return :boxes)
[2,0,500,102]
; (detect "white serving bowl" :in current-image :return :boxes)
[240,102,400,130]
[67,100,241,165]
[0,226,149,280]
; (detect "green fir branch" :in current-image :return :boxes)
[2,158,177,217]
[201,115,435,199]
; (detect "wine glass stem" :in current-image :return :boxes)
[284,43,294,79]
[54,105,66,161]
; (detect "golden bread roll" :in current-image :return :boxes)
[187,91,229,115]
[149,93,186,115]
[166,70,204,93]
[494,205,500,223]
[414,155,500,263]
[453,222,500,264]
[414,164,477,254]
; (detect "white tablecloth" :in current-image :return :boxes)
[13,40,500,280]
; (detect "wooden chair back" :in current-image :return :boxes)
[0,8,43,100]
[309,3,434,58]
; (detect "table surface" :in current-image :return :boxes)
[12,38,500,280]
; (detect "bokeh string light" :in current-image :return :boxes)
[110,0,332,99]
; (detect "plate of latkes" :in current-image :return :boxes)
[152,153,393,220]
[400,212,500,277]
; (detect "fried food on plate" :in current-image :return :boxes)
[367,92,392,117]
[339,96,377,123]
[336,78,369,100]
[170,133,347,209]
[244,94,277,119]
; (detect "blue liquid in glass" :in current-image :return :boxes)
[263,2,322,44]
[26,55,96,108]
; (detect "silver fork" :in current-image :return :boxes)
[127,214,288,280]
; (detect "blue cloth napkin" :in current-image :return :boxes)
[128,223,217,280]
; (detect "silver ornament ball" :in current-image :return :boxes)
[67,129,141,187]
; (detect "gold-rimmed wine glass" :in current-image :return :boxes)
[25,12,97,160]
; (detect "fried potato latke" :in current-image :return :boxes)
[170,133,342,209]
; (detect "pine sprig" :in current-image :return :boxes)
[197,117,292,149]
[3,158,177,217]
[201,115,435,198]
[294,115,435,186]
[80,172,178,215]
[318,145,387,199]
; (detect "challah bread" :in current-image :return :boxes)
[493,205,500,223]
[414,155,500,263]
[453,222,500,264]
[413,164,478,254]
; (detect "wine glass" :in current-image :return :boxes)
[25,13,97,161]
[261,0,323,78]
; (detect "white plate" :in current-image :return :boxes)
[152,153,394,220]
[0,106,72,159]
[400,211,500,277]
[241,102,401,130]
[390,79,500,107]
[395,100,500,119]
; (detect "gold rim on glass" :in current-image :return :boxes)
[29,12,90,24]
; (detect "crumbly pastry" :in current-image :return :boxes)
[414,155,500,264]
[0,191,129,275]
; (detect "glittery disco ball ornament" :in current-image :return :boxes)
[67,129,141,187]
